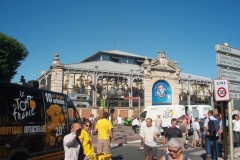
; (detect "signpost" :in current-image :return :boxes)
[216,43,240,159]
[213,79,230,102]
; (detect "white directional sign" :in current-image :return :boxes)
[230,92,240,99]
[216,44,240,56]
[69,93,91,100]
[216,53,240,69]
[229,84,240,92]
[214,79,230,102]
[217,68,240,83]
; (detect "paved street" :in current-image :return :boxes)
[90,125,224,160]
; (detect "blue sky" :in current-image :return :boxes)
[1,1,240,82]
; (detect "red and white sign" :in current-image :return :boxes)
[214,79,230,102]
[124,97,139,100]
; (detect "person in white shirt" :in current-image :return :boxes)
[233,115,240,147]
[191,117,200,148]
[138,117,146,150]
[117,115,123,132]
[142,118,160,160]
[155,115,162,137]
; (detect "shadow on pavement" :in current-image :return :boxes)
[112,155,123,160]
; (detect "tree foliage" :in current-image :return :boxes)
[0,32,29,82]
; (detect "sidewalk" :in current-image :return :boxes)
[91,125,141,147]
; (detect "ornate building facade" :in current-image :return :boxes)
[37,50,213,119]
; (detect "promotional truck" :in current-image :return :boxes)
[0,81,82,160]
[132,105,186,133]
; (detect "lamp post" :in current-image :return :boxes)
[209,79,214,109]
[187,76,191,106]
[93,66,98,107]
[129,69,133,108]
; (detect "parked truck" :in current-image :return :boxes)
[0,81,82,160]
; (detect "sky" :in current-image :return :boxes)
[1,0,240,83]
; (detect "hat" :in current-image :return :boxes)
[200,118,204,121]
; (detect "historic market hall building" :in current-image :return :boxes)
[37,50,213,119]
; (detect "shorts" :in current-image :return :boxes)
[157,126,162,132]
[97,139,110,153]
[117,123,123,127]
[193,130,199,141]
[199,131,204,138]
[143,143,157,157]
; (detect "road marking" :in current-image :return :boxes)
[189,150,205,155]
[127,140,141,143]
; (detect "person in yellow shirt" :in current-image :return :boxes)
[79,119,95,158]
[95,112,114,153]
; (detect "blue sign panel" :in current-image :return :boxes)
[152,80,172,105]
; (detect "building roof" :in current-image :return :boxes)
[81,50,146,62]
[64,61,143,75]
[64,61,213,82]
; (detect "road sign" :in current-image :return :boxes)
[216,53,240,69]
[124,97,139,100]
[217,68,240,83]
[229,84,240,92]
[230,92,240,99]
[73,101,90,108]
[214,79,230,102]
[216,44,240,56]
[69,93,91,100]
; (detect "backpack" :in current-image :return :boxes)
[207,118,220,137]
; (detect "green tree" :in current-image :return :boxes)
[0,32,29,82]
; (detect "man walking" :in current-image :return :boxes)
[179,116,188,148]
[191,117,200,148]
[95,112,114,153]
[63,123,83,160]
[142,118,160,160]
[233,115,240,147]
[155,115,162,137]
[138,117,146,151]
[117,115,123,132]
[204,110,220,160]
[163,118,183,153]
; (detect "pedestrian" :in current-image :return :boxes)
[155,115,162,137]
[89,114,95,135]
[191,117,200,148]
[178,116,188,148]
[95,112,114,153]
[63,123,84,160]
[163,118,183,153]
[79,119,95,158]
[138,117,146,151]
[198,118,205,147]
[233,115,240,147]
[117,115,123,132]
[142,118,160,160]
[204,110,220,160]
[159,138,191,160]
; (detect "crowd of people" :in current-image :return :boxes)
[62,109,240,160]
[63,112,113,160]
[138,110,225,160]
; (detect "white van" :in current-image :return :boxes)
[186,105,212,123]
[132,105,186,133]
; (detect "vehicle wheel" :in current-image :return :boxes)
[12,153,28,160]
[134,126,139,133]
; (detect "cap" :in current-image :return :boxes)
[200,118,204,121]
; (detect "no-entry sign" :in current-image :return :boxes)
[214,79,230,101]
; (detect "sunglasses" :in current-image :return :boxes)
[168,149,179,153]
[85,125,90,127]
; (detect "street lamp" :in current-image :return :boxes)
[187,75,191,105]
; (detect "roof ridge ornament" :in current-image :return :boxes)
[158,51,168,66]
[52,52,63,67]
